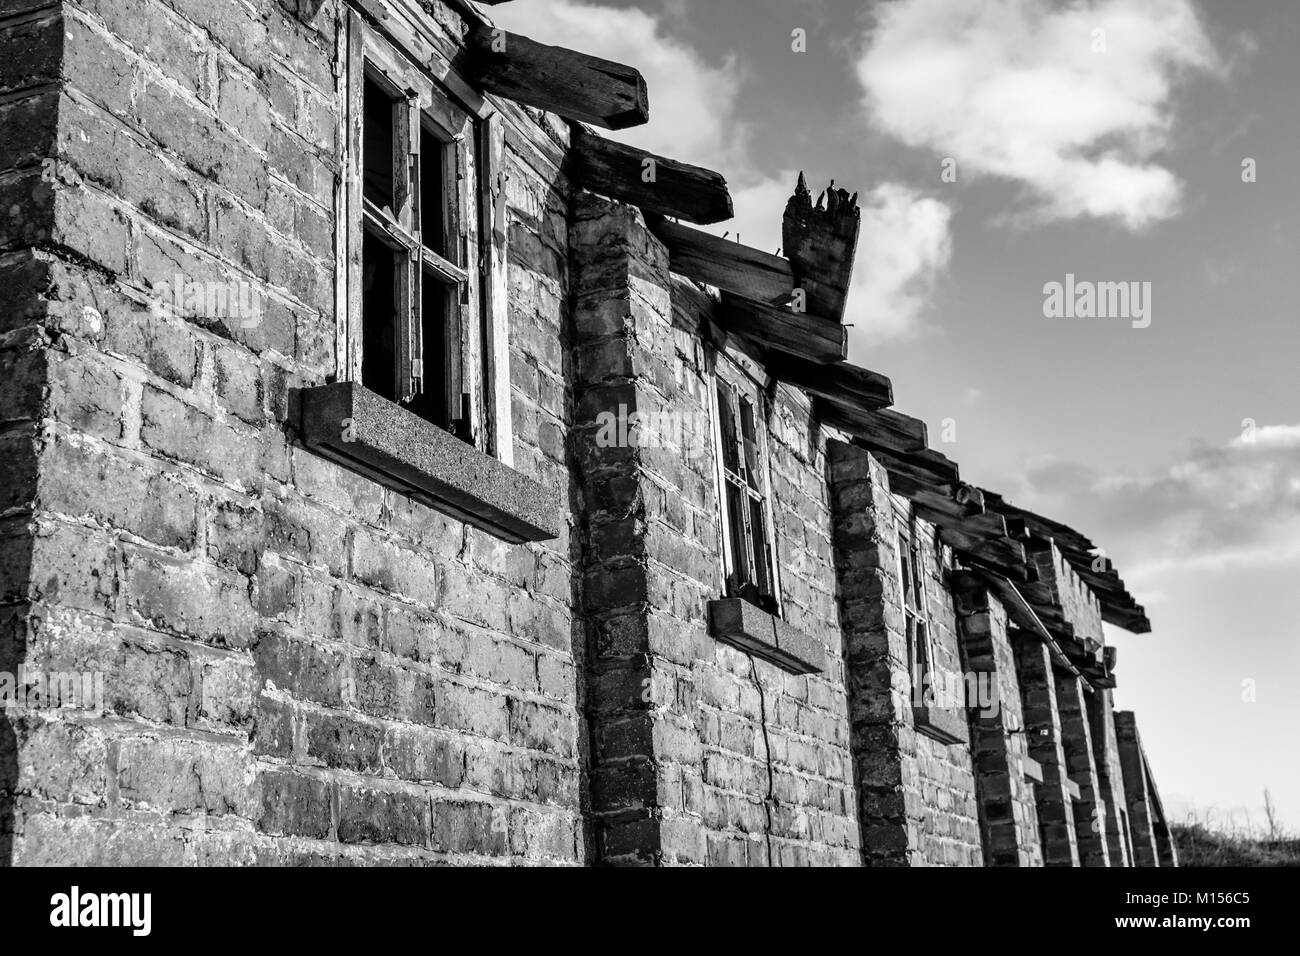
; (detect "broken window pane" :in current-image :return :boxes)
[361,230,398,401]
[420,126,447,256]
[363,76,396,211]
[403,274,452,428]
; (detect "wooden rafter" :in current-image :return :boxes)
[647,216,791,298]
[720,294,847,364]
[468,25,649,129]
[818,402,928,456]
[980,488,1150,633]
[572,129,733,225]
[767,353,893,411]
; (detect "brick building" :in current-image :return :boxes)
[0,0,1178,866]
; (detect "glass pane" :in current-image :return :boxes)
[361,230,398,401]
[363,76,396,211]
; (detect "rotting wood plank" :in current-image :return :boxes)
[468,25,649,129]
[572,130,732,224]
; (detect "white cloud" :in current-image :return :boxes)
[493,1,955,345]
[1013,424,1300,577]
[849,183,952,346]
[857,0,1220,229]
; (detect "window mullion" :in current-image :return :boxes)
[395,94,419,404]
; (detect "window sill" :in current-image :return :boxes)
[707,597,824,675]
[298,382,559,544]
[913,704,969,746]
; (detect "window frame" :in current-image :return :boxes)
[710,350,782,615]
[897,508,938,702]
[341,10,513,461]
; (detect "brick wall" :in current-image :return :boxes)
[3,0,583,865]
[828,442,982,866]
[955,579,1042,866]
[1012,631,1080,866]
[1088,688,1132,866]
[571,196,858,866]
[0,0,1175,868]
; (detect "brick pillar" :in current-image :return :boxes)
[1011,630,1079,866]
[569,194,708,865]
[1054,673,1110,866]
[1,5,63,867]
[1115,711,1159,866]
[1088,688,1132,866]
[828,441,922,866]
[954,578,1043,866]
[1154,817,1179,867]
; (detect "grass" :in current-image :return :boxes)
[1174,793,1300,867]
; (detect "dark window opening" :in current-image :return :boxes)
[361,231,397,401]
[363,76,395,211]
[403,277,452,428]
[420,126,447,256]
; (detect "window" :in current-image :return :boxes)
[343,12,512,459]
[898,512,937,700]
[711,354,779,614]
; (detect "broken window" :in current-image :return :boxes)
[899,513,937,701]
[345,12,513,459]
[712,354,779,614]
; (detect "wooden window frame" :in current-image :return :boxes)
[710,351,782,615]
[898,509,938,698]
[341,10,514,464]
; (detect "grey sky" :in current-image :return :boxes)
[491,0,1300,828]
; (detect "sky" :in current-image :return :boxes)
[490,0,1300,832]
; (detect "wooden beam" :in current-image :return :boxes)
[766,353,893,411]
[943,533,1030,581]
[911,509,1030,582]
[981,488,1151,633]
[893,483,983,523]
[860,444,959,489]
[570,131,732,224]
[818,402,927,455]
[720,294,846,364]
[468,25,649,130]
[647,216,791,297]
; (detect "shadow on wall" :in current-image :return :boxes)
[0,603,26,867]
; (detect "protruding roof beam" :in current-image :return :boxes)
[574,130,733,225]
[981,488,1150,633]
[721,294,847,364]
[766,353,893,411]
[468,25,649,129]
[818,402,928,456]
[647,216,791,296]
